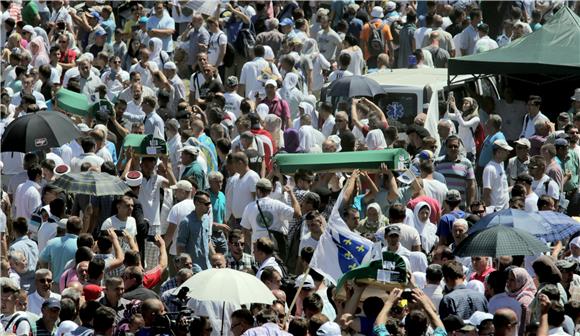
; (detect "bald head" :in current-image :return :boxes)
[493,308,518,336]
[433,14,444,27]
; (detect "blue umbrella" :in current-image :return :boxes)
[469,208,580,242]
[537,211,580,242]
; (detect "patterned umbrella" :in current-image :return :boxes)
[53,172,130,196]
[469,208,580,242]
[537,211,580,241]
[454,226,549,258]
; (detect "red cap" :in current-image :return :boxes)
[83,284,103,301]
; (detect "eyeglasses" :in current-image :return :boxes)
[38,278,53,284]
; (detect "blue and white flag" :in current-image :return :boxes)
[309,190,374,285]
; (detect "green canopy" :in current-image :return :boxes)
[449,6,580,76]
[273,149,410,174]
[55,88,90,116]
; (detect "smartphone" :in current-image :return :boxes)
[114,230,124,237]
[400,290,414,301]
[146,235,156,242]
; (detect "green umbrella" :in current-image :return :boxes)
[454,225,549,258]
[53,172,130,196]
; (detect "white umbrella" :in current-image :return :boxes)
[172,268,276,305]
[172,268,276,335]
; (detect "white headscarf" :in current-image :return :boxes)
[365,129,387,150]
[148,37,164,68]
[412,201,438,253]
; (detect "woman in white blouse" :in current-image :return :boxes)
[446,96,481,163]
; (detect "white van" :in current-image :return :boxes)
[365,68,500,135]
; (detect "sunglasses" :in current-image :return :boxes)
[231,241,244,247]
[38,278,53,284]
[197,201,211,206]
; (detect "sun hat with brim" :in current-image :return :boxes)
[514,138,531,148]
[493,139,513,151]
[371,6,384,18]
[256,178,273,190]
[171,180,193,192]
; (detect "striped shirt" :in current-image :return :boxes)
[435,156,475,206]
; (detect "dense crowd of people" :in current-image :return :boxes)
[1,0,580,336]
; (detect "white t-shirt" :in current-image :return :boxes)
[27,291,61,316]
[230,171,260,219]
[37,220,57,253]
[1,312,32,336]
[240,196,294,243]
[482,160,509,210]
[422,179,448,207]
[166,199,195,255]
[532,175,560,200]
[224,91,244,118]
[239,57,281,98]
[139,174,168,231]
[208,31,228,67]
[101,215,138,263]
[525,192,539,212]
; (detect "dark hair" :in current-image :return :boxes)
[255,237,275,255]
[486,271,507,294]
[344,34,359,47]
[538,194,555,210]
[60,298,78,321]
[80,136,97,153]
[288,317,309,336]
[548,302,566,327]
[27,164,42,181]
[260,267,280,283]
[303,293,323,314]
[93,306,117,333]
[75,246,94,264]
[78,233,95,248]
[426,264,443,283]
[79,301,102,325]
[442,260,464,281]
[388,203,407,222]
[307,313,329,336]
[231,309,254,325]
[97,235,113,252]
[12,217,28,235]
[362,296,384,319]
[88,258,105,280]
[254,45,265,57]
[338,52,351,67]
[404,310,428,335]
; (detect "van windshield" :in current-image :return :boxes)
[378,93,418,132]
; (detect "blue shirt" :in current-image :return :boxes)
[478,131,506,168]
[436,210,466,243]
[10,236,39,273]
[39,233,78,280]
[210,190,226,224]
[146,11,175,52]
[176,212,212,272]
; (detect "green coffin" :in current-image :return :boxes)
[55,88,90,117]
[273,149,410,174]
[336,251,408,293]
[123,134,167,157]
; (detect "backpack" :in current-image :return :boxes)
[471,122,486,154]
[217,32,236,68]
[368,22,385,56]
[235,23,256,59]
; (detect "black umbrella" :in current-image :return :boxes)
[327,75,386,98]
[1,111,82,153]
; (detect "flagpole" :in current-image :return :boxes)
[284,265,311,327]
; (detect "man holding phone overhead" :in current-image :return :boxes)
[101,195,138,276]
